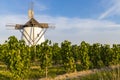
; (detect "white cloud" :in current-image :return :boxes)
[0,15,27,43]
[0,15,120,44]
[33,0,48,11]
[99,0,120,19]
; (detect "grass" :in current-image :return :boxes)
[0,63,119,80]
[0,64,66,80]
[70,66,120,80]
[28,65,66,79]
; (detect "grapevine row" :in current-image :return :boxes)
[0,36,120,79]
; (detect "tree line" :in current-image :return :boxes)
[0,36,120,79]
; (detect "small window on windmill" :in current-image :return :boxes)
[37,34,39,37]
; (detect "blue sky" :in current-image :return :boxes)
[0,0,107,18]
[0,0,120,44]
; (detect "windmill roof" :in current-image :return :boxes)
[24,18,48,28]
[15,18,49,29]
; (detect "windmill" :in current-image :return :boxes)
[6,2,55,46]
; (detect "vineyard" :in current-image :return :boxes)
[0,36,120,79]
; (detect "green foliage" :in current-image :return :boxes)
[61,40,76,73]
[89,43,104,68]
[71,45,79,62]
[100,44,113,66]
[1,36,30,79]
[0,71,12,80]
[78,41,90,70]
[0,36,120,79]
[52,43,61,65]
[38,40,52,77]
[111,44,120,65]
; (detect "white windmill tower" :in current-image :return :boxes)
[7,2,54,46]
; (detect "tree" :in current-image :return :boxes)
[61,40,76,73]
[52,43,61,65]
[39,40,52,78]
[71,45,79,62]
[100,44,112,66]
[78,41,90,70]
[111,44,120,65]
[2,36,30,80]
[89,43,104,68]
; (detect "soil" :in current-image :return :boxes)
[39,65,120,80]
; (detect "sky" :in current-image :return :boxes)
[0,0,120,45]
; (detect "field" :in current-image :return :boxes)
[0,36,120,79]
[70,65,120,80]
[0,64,119,80]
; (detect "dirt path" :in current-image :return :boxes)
[39,69,96,80]
[39,65,120,80]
